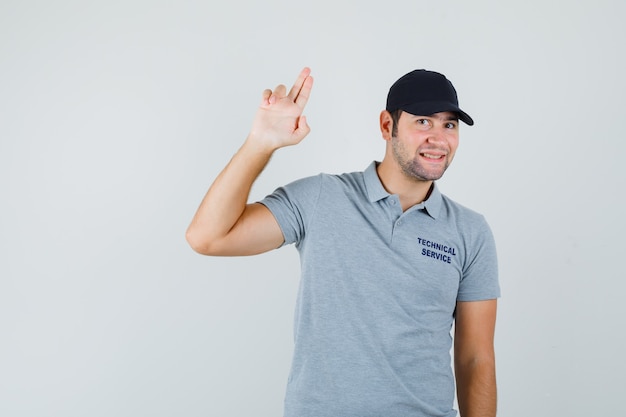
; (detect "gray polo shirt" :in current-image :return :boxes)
[260,161,500,417]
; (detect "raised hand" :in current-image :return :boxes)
[248,67,314,151]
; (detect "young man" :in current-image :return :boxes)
[186,68,500,417]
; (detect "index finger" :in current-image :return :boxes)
[288,67,314,108]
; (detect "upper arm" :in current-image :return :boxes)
[196,202,285,256]
[454,299,498,364]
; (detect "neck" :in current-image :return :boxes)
[376,159,434,211]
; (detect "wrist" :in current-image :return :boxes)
[241,135,278,158]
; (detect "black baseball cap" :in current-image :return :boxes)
[386,69,474,126]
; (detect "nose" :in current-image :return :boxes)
[426,126,446,144]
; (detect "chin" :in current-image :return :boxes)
[404,164,446,182]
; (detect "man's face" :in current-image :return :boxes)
[390,111,460,182]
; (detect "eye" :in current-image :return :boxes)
[416,119,431,127]
[445,121,458,129]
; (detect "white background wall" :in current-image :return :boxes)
[1,0,624,416]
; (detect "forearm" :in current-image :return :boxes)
[455,357,497,417]
[185,137,274,253]
[186,67,313,255]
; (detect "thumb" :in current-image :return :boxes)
[295,115,311,137]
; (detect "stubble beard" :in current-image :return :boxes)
[391,135,448,182]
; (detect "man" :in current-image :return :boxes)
[186,68,500,417]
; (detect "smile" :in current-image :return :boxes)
[420,153,446,160]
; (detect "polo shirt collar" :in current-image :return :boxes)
[364,161,389,202]
[422,182,443,219]
[363,161,443,219]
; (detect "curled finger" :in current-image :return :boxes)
[260,88,272,106]
[271,84,288,102]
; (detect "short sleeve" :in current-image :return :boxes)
[258,175,323,246]
[457,216,500,301]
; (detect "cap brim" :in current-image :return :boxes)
[398,101,474,126]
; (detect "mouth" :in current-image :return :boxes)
[419,152,447,161]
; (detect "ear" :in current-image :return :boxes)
[379,110,393,141]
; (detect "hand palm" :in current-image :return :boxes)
[249,68,313,150]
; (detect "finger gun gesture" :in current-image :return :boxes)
[249,67,314,151]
